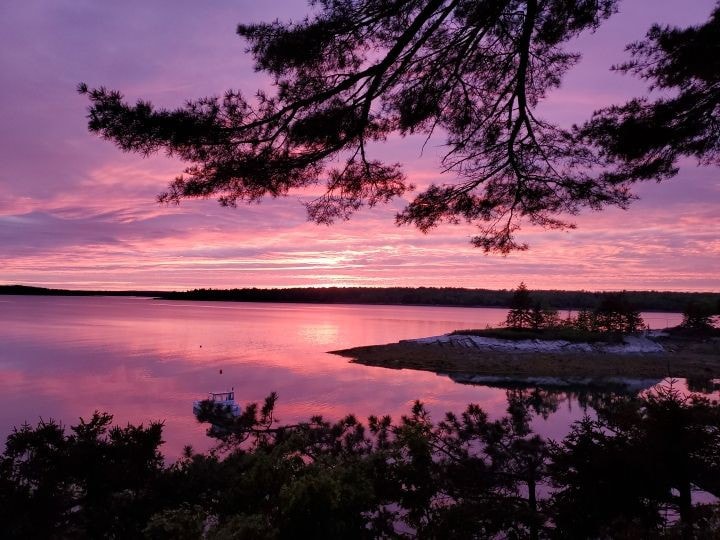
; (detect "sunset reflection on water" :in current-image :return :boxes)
[0,296,685,457]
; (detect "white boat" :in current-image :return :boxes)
[193,389,241,417]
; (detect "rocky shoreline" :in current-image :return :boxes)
[403,332,666,354]
[331,332,720,380]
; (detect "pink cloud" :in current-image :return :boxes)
[0,1,718,292]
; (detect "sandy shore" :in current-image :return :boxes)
[331,335,720,379]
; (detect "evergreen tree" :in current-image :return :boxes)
[681,301,716,330]
[529,301,559,330]
[573,308,594,332]
[581,6,720,189]
[530,302,546,330]
[593,293,644,333]
[79,1,720,252]
[3,387,720,537]
[505,282,534,329]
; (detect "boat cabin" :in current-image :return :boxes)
[207,390,235,402]
[193,388,241,418]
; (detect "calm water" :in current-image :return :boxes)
[0,296,686,456]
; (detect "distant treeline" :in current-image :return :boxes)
[2,284,718,312]
[0,285,164,297]
[157,287,720,312]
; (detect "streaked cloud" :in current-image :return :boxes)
[0,1,717,292]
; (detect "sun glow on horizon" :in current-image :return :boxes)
[0,1,718,293]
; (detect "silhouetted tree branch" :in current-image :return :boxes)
[580,5,720,186]
[81,1,719,252]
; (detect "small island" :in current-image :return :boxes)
[333,284,720,381]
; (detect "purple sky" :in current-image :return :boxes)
[1,0,718,291]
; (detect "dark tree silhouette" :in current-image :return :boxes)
[550,384,720,539]
[3,387,720,537]
[80,0,634,253]
[504,282,558,330]
[591,293,644,333]
[681,301,716,330]
[505,281,534,329]
[0,413,165,538]
[80,1,720,252]
[580,5,720,185]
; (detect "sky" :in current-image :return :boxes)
[0,0,718,292]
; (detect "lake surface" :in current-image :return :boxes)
[0,296,688,456]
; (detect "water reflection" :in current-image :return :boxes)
[0,295,686,456]
[297,322,341,345]
[446,373,664,394]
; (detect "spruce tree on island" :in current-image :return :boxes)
[505,282,534,329]
[681,301,716,330]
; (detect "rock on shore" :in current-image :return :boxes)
[402,333,665,354]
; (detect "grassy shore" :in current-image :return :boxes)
[332,335,720,379]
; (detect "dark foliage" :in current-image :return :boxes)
[504,282,559,330]
[581,292,645,333]
[505,281,534,329]
[580,5,720,186]
[5,285,720,313]
[0,413,165,538]
[681,301,718,330]
[78,0,690,253]
[551,385,720,538]
[158,286,720,313]
[502,285,643,334]
[0,285,166,297]
[3,385,720,538]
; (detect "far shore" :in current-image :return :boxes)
[2,285,719,314]
[331,336,720,380]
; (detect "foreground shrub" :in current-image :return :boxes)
[1,385,719,538]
